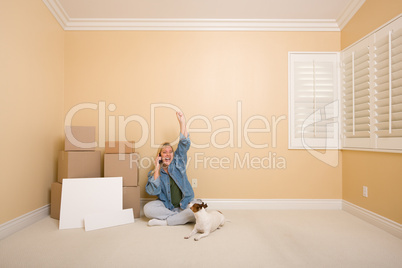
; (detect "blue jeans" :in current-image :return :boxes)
[143,200,195,226]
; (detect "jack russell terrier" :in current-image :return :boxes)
[184,202,225,241]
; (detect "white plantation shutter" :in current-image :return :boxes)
[374,17,402,150]
[341,38,371,148]
[341,15,402,152]
[289,53,339,149]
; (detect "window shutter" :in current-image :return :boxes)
[374,18,402,150]
[341,15,402,152]
[289,53,339,149]
[341,38,371,149]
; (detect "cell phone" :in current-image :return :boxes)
[159,153,163,164]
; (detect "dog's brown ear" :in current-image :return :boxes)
[203,203,208,209]
[190,203,200,212]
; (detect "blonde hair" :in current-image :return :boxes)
[156,142,173,159]
[150,142,173,175]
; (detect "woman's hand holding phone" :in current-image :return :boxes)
[153,153,162,180]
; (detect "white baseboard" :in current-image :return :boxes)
[3,200,401,241]
[141,198,342,211]
[342,200,402,239]
[200,198,343,210]
[0,205,50,240]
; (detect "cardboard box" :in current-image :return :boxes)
[104,154,138,186]
[51,182,62,219]
[58,151,101,183]
[123,186,140,218]
[65,126,96,151]
[105,141,135,154]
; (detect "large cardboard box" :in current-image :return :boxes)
[58,151,101,183]
[123,186,140,218]
[65,126,96,151]
[105,141,135,154]
[104,154,138,186]
[51,182,62,219]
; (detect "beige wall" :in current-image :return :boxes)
[7,0,400,226]
[341,0,402,49]
[64,31,342,200]
[341,0,402,224]
[0,0,64,224]
[343,152,402,223]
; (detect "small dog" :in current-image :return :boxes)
[184,202,225,241]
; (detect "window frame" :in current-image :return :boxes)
[288,52,341,150]
[340,14,402,153]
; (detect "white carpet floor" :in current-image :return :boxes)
[1,210,401,268]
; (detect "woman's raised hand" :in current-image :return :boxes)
[176,111,188,137]
[176,111,185,123]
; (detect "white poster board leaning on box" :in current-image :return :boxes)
[59,177,123,230]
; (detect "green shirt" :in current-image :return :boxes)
[170,175,182,208]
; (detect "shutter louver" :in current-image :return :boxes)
[294,61,336,139]
[374,26,402,140]
[342,46,370,139]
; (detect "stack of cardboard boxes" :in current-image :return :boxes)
[104,141,140,218]
[51,126,101,219]
[51,127,141,220]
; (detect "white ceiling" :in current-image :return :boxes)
[58,0,349,20]
[43,0,366,31]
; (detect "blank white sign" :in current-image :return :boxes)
[59,177,123,230]
[84,208,134,231]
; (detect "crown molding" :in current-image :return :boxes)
[336,0,366,30]
[43,0,364,32]
[42,0,69,28]
[63,18,340,31]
